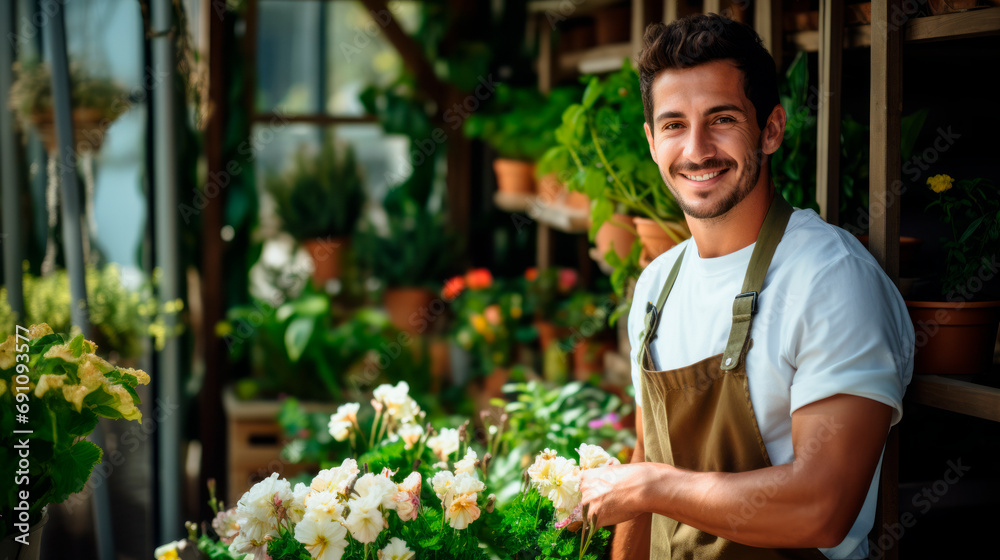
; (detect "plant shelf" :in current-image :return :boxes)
[905,374,1000,423]
[527,197,590,233]
[493,191,533,213]
[559,42,633,74]
[528,0,624,15]
[905,7,1000,42]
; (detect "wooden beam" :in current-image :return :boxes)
[907,376,1000,423]
[754,0,783,67]
[816,0,843,225]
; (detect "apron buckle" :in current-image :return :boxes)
[734,291,759,314]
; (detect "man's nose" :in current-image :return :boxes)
[681,125,717,164]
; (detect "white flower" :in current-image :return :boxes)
[233,473,290,546]
[426,428,460,461]
[393,472,422,522]
[454,448,479,476]
[304,491,345,523]
[378,537,415,560]
[294,515,348,560]
[311,459,359,496]
[545,457,581,511]
[333,402,361,424]
[373,381,422,427]
[446,492,481,530]
[328,419,352,441]
[452,472,486,496]
[354,469,399,510]
[344,492,386,544]
[577,443,620,470]
[398,423,423,450]
[328,403,360,442]
[287,482,310,524]
[430,470,457,509]
[527,450,558,495]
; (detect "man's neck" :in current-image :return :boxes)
[684,179,776,259]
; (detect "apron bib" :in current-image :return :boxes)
[636,194,828,560]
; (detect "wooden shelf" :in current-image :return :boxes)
[790,25,872,51]
[905,375,1000,423]
[905,7,1000,43]
[492,192,590,234]
[493,191,532,213]
[528,0,624,16]
[559,42,633,74]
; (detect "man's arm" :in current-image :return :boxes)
[610,406,650,560]
[582,394,891,549]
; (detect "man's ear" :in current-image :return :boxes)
[761,104,786,156]
[643,121,656,160]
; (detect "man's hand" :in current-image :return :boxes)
[581,462,664,527]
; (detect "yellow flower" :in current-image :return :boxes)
[35,374,67,397]
[470,314,489,335]
[927,174,954,193]
[0,335,16,370]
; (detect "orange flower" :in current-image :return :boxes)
[442,276,466,300]
[465,269,493,290]
[484,305,502,326]
[525,267,539,282]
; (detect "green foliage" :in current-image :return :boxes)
[8,59,129,121]
[446,274,534,377]
[265,139,366,241]
[464,85,581,161]
[494,491,612,560]
[0,326,148,540]
[602,240,642,312]
[925,176,1000,298]
[524,267,579,322]
[539,60,684,242]
[558,290,618,338]
[223,293,415,401]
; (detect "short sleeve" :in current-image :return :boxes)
[787,255,915,425]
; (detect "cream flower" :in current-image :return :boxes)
[398,422,423,450]
[393,472,422,522]
[287,482,310,523]
[454,448,479,476]
[311,458,360,495]
[34,374,67,397]
[328,419,352,442]
[426,427,460,461]
[378,537,415,560]
[353,470,398,510]
[430,470,457,509]
[211,507,240,545]
[344,492,386,544]
[231,473,291,558]
[0,335,16,370]
[446,492,481,530]
[453,472,486,496]
[545,457,581,511]
[305,490,345,523]
[577,443,620,470]
[294,515,348,560]
[333,402,361,423]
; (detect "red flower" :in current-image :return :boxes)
[442,276,466,300]
[465,268,493,290]
[525,267,539,282]
[558,268,578,293]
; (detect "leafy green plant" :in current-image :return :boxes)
[265,139,366,241]
[464,85,581,161]
[924,174,1000,298]
[558,290,618,339]
[1,324,149,540]
[0,264,184,360]
[8,59,129,121]
[538,60,686,245]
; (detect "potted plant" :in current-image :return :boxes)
[906,174,1000,375]
[355,176,462,336]
[538,60,690,267]
[1,324,149,559]
[524,267,578,352]
[8,60,129,153]
[266,139,366,289]
[465,85,579,195]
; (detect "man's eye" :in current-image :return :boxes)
[715,116,736,124]
[664,122,682,130]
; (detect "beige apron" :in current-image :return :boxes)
[636,194,829,560]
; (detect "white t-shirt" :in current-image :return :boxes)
[628,208,914,560]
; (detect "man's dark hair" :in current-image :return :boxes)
[637,14,779,131]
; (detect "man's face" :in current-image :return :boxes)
[643,60,781,221]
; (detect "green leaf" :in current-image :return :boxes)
[589,197,614,241]
[581,77,603,109]
[959,217,985,243]
[49,439,103,504]
[284,317,315,363]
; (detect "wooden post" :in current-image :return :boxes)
[817,0,843,224]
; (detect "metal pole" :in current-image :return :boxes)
[44,3,115,560]
[151,0,182,542]
[2,0,25,318]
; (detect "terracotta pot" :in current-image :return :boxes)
[927,0,984,14]
[303,237,348,288]
[384,287,438,335]
[493,159,536,194]
[536,173,566,205]
[846,2,872,25]
[594,214,637,263]
[536,320,569,352]
[784,10,819,31]
[30,108,110,153]
[0,507,47,560]
[634,217,688,265]
[573,339,612,381]
[855,235,923,278]
[565,191,591,212]
[594,2,631,44]
[906,300,1000,375]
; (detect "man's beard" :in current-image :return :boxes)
[661,144,764,220]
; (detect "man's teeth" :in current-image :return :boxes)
[684,170,724,181]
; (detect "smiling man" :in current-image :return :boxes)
[579,14,914,560]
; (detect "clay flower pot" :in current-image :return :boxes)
[564,191,591,212]
[30,108,110,153]
[906,300,1000,375]
[536,173,566,205]
[303,237,348,288]
[594,214,636,263]
[634,217,688,266]
[384,287,438,335]
[493,159,536,194]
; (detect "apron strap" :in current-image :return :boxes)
[636,246,687,370]
[720,193,793,371]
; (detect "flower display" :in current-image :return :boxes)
[527,445,620,526]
